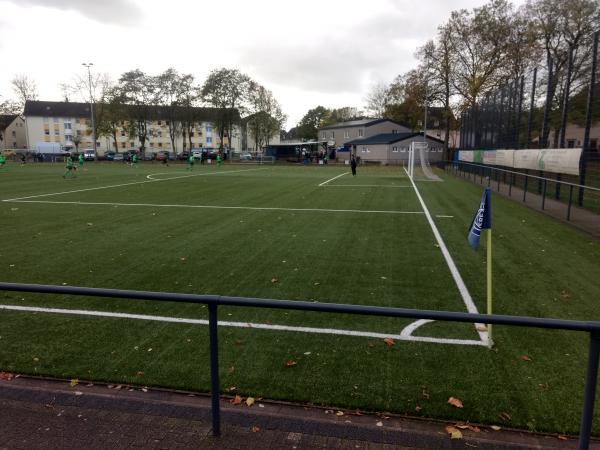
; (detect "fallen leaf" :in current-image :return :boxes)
[447,397,463,408]
[499,412,512,422]
[383,338,395,347]
[246,397,255,407]
[86,223,93,226]
[415,406,422,412]
[226,386,237,392]
[180,257,187,261]
[74,391,83,396]
[147,348,153,352]
[70,379,79,387]
[376,421,383,427]
[271,277,279,283]
[468,425,481,433]
[560,290,571,300]
[520,355,532,361]
[285,360,297,367]
[539,383,549,391]
[380,276,387,280]
[455,423,469,429]
[558,435,568,441]
[230,395,242,405]
[0,372,15,381]
[313,282,320,286]
[335,411,344,416]
[251,426,260,433]
[490,425,501,431]
[141,387,148,393]
[136,371,144,377]
[476,325,488,332]
[446,426,463,439]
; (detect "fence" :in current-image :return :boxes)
[459,31,600,200]
[0,281,599,449]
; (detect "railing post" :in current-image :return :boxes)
[208,303,221,437]
[568,185,574,221]
[578,331,600,450]
[523,171,529,202]
[542,179,547,210]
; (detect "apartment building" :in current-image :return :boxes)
[0,114,27,151]
[318,119,411,150]
[23,101,242,155]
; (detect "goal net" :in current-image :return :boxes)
[232,154,275,164]
[408,141,442,181]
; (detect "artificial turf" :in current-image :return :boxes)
[0,160,599,434]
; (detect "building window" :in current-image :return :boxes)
[361,146,369,153]
[11,130,16,137]
[166,121,170,126]
[54,129,60,136]
[121,130,125,137]
[392,129,397,134]
[76,130,81,136]
[44,129,50,135]
[207,137,212,144]
[344,131,349,138]
[567,140,575,148]
[321,132,326,139]
[400,147,407,152]
[206,126,212,133]
[158,131,162,138]
[392,146,398,153]
[358,129,364,137]
[122,142,126,148]
[64,123,72,130]
[434,120,440,128]
[330,131,335,139]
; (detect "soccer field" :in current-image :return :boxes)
[1,161,600,434]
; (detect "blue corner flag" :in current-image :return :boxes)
[467,188,492,250]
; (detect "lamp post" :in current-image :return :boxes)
[82,63,97,156]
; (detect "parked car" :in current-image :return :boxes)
[239,153,253,161]
[113,153,124,161]
[83,150,96,161]
[144,152,156,161]
[104,152,116,161]
[178,151,190,161]
[155,151,170,161]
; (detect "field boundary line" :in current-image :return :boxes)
[2,168,265,202]
[318,172,348,186]
[405,168,488,344]
[323,184,412,188]
[0,304,487,347]
[3,199,426,215]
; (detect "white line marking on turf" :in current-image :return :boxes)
[318,172,348,186]
[400,319,434,337]
[0,304,487,347]
[435,215,454,218]
[2,168,265,202]
[405,168,489,345]
[4,199,426,215]
[323,185,412,188]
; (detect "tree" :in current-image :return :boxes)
[0,97,21,115]
[384,70,428,131]
[11,75,38,110]
[118,69,156,154]
[321,107,364,127]
[96,86,126,152]
[155,68,194,156]
[364,83,390,118]
[201,68,250,151]
[296,106,330,140]
[246,82,287,152]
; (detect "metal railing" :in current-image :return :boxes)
[446,160,600,221]
[0,282,599,449]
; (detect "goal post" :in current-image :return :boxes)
[408,141,442,182]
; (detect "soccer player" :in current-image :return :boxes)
[78,153,85,171]
[216,153,221,167]
[63,154,76,178]
[0,153,6,171]
[188,153,194,171]
[131,153,138,168]
[350,155,357,176]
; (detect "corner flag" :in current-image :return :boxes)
[467,188,492,250]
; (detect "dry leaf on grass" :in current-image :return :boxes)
[285,360,297,367]
[69,379,79,387]
[383,338,395,347]
[520,355,532,361]
[246,397,255,407]
[0,372,15,381]
[271,277,279,283]
[251,426,261,433]
[335,411,344,416]
[447,397,463,408]
[490,425,501,431]
[230,395,242,405]
[558,435,569,441]
[376,421,383,427]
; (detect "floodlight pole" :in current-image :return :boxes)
[82,63,97,156]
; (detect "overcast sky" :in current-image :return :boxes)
[0,0,525,128]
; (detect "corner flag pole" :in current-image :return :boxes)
[487,227,493,346]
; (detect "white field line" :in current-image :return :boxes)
[323,185,412,188]
[2,168,265,202]
[405,167,489,345]
[0,304,486,347]
[435,215,454,218]
[3,199,426,215]
[318,172,349,186]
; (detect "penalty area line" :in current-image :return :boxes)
[0,304,487,347]
[318,172,349,186]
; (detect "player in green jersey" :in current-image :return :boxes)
[63,155,76,178]
[188,153,194,171]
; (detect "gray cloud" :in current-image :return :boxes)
[239,8,429,94]
[11,0,142,25]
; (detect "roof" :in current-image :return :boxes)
[0,114,20,129]
[320,118,406,130]
[24,101,240,122]
[345,132,445,146]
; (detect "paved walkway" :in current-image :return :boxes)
[0,376,595,449]
[448,166,600,238]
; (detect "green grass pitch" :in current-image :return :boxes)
[1,160,599,435]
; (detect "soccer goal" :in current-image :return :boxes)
[408,141,442,181]
[233,154,275,164]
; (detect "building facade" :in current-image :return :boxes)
[23,101,242,156]
[0,115,27,151]
[318,119,411,150]
[345,133,445,165]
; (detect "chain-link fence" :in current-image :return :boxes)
[459,31,600,210]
